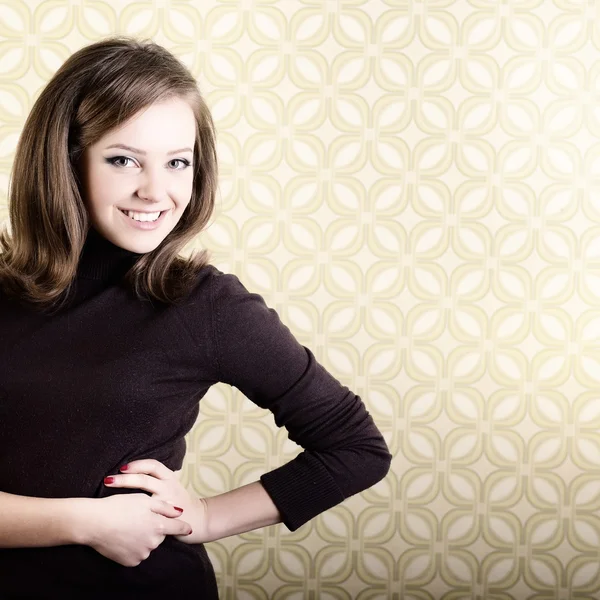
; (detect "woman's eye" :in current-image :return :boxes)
[106,157,191,169]
[169,158,191,169]
[107,156,134,168]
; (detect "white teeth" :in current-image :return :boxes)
[123,210,161,222]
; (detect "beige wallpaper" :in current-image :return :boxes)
[2,0,600,599]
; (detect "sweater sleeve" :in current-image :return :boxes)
[209,268,392,531]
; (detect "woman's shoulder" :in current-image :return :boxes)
[190,262,223,291]
[193,263,247,294]
[181,262,237,306]
[185,263,268,320]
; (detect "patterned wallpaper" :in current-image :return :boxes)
[2,0,600,599]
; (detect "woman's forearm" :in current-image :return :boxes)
[0,491,86,547]
[191,480,281,543]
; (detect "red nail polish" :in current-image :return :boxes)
[104,476,114,484]
[174,506,184,512]
[120,464,129,470]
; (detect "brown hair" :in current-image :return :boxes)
[0,35,218,315]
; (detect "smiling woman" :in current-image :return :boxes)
[0,37,218,316]
[0,35,391,600]
[76,102,197,250]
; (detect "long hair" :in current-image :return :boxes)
[0,36,218,315]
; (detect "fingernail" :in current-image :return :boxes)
[187,529,193,535]
[120,464,129,471]
[104,476,114,484]
[174,506,184,512]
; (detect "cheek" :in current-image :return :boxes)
[86,192,112,213]
[176,199,192,216]
[89,174,121,205]
[179,179,194,199]
[173,187,193,211]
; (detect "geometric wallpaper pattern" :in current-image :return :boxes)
[2,0,600,598]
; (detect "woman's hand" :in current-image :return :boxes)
[83,493,193,566]
[104,458,209,543]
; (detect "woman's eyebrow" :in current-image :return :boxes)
[104,143,193,155]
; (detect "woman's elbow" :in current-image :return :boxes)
[364,440,393,486]
[335,438,393,497]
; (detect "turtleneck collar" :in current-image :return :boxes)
[76,226,145,281]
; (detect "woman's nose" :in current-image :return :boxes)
[136,169,168,202]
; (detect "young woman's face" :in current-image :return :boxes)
[78,96,196,254]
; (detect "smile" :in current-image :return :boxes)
[117,207,169,230]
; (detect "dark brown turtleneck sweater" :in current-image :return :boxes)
[0,226,392,598]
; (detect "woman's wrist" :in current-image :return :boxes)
[184,481,281,544]
[176,496,210,544]
[68,497,98,545]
